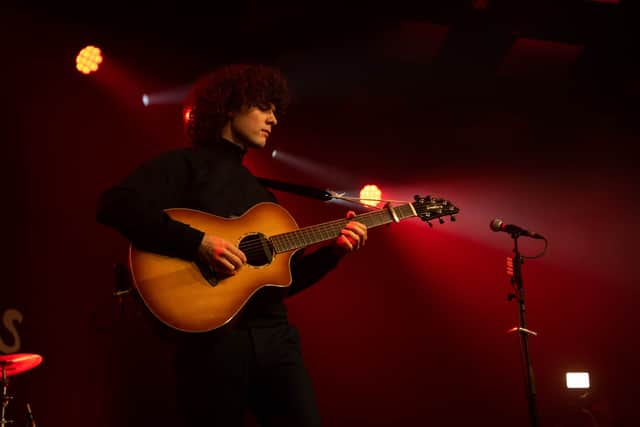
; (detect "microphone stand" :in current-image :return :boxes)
[508,233,539,427]
[1,364,11,427]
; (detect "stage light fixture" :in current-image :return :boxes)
[76,45,103,75]
[140,85,191,106]
[182,106,192,124]
[566,372,590,389]
[359,184,382,207]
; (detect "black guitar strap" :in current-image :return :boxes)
[256,177,333,202]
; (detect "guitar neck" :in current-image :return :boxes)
[271,203,417,253]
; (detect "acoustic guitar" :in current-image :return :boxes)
[129,196,459,332]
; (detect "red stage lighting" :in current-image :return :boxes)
[183,106,192,124]
[359,184,382,207]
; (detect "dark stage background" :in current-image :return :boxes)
[2,2,639,426]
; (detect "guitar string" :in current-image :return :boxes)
[236,209,394,254]
[234,203,452,256]
[236,218,351,255]
[236,203,452,254]
[235,217,365,256]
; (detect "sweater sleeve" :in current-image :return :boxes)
[287,245,344,297]
[96,150,205,260]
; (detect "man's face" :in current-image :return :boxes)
[223,103,278,149]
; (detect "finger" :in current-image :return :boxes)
[225,259,238,273]
[342,229,359,241]
[340,234,354,251]
[213,258,238,275]
[346,223,367,245]
[227,245,247,264]
[346,210,356,219]
[213,249,243,270]
[225,252,245,270]
[341,230,360,250]
[347,220,367,232]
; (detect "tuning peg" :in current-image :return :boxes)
[450,215,456,222]
[427,221,433,228]
[439,218,445,224]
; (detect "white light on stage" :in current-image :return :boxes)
[267,149,358,190]
[566,372,590,389]
[141,84,190,106]
[265,148,385,211]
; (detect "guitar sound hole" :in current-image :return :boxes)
[239,233,273,267]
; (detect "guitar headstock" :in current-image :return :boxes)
[412,195,460,227]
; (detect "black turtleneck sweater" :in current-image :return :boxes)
[96,139,342,328]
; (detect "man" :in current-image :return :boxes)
[96,63,367,427]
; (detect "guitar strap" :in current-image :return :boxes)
[257,177,334,202]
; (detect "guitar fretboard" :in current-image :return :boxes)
[270,203,417,253]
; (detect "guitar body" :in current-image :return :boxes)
[129,203,299,333]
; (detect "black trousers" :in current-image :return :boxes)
[174,323,321,427]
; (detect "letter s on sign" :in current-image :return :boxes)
[0,309,23,354]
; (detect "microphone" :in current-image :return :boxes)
[490,218,545,239]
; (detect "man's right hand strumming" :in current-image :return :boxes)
[198,234,247,275]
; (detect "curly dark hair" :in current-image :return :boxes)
[183,64,290,146]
